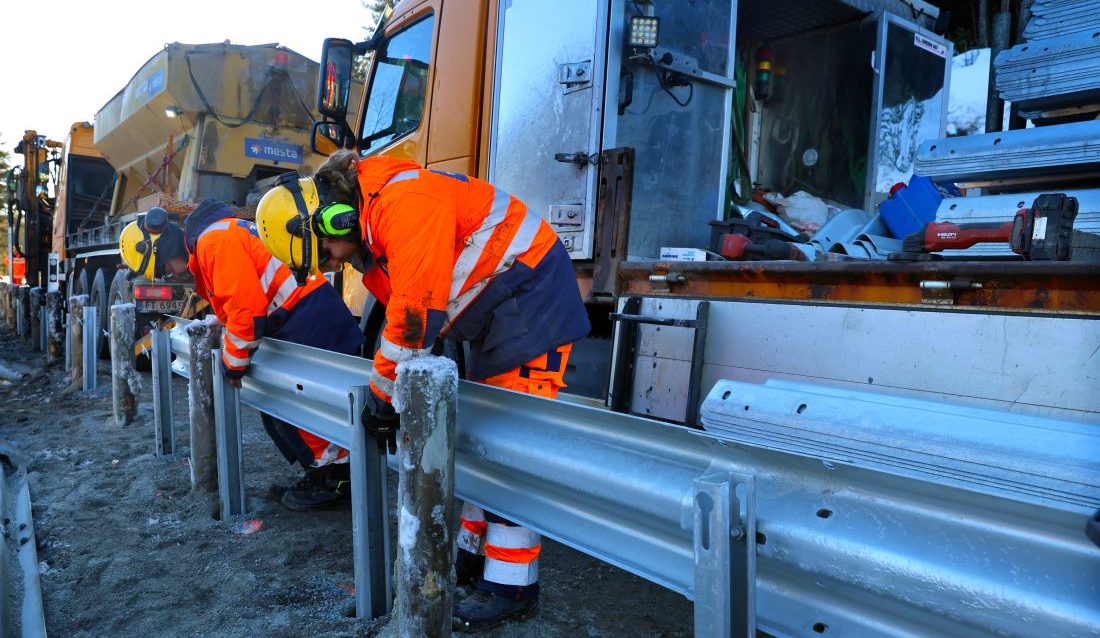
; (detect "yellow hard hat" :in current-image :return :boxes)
[257,174,321,284]
[119,220,156,280]
[118,208,187,281]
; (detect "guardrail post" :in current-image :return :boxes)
[211,349,245,519]
[66,296,86,391]
[110,303,139,426]
[64,309,72,372]
[187,320,221,493]
[393,357,458,638]
[38,299,47,353]
[82,304,97,391]
[349,386,392,620]
[45,291,63,364]
[28,287,41,348]
[150,325,175,456]
[15,286,27,337]
[693,473,756,638]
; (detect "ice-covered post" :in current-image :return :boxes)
[393,356,458,638]
[66,296,88,392]
[109,303,139,426]
[15,286,28,337]
[187,319,222,493]
[28,287,42,348]
[45,291,63,364]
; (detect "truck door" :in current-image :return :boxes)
[866,13,952,210]
[487,0,608,259]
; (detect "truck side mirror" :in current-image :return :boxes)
[317,38,355,121]
[311,121,348,156]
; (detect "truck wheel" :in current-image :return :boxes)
[89,268,110,360]
[72,268,89,297]
[108,268,133,306]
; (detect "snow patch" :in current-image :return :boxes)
[392,356,458,415]
[948,48,990,137]
[398,505,420,552]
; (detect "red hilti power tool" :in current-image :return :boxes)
[720,233,808,261]
[898,193,1078,260]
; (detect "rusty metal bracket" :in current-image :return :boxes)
[592,148,635,299]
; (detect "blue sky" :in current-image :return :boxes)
[0,0,371,162]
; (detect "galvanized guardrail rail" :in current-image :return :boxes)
[152,319,1100,638]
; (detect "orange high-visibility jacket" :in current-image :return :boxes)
[185,209,324,377]
[353,157,590,404]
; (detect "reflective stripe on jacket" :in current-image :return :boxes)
[354,158,590,402]
[187,214,325,375]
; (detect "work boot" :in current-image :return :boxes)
[452,589,539,632]
[279,464,350,511]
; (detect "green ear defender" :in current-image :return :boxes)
[313,203,358,237]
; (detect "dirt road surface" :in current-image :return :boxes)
[0,327,692,637]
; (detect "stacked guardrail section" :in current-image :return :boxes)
[997,0,1100,118]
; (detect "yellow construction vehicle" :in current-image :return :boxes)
[5,131,67,291]
[63,41,361,358]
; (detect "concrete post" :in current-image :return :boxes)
[45,292,63,364]
[109,303,139,426]
[0,283,9,326]
[392,356,458,638]
[28,287,42,348]
[187,319,222,493]
[67,296,88,393]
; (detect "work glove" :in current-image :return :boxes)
[362,391,399,454]
[224,364,247,387]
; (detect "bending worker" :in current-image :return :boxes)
[256,152,591,630]
[118,203,365,510]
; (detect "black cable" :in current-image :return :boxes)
[657,69,693,107]
[185,52,276,129]
[285,74,318,124]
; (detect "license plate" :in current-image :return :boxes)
[137,299,185,314]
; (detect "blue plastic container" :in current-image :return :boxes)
[879,175,942,239]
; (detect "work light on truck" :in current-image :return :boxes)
[628,15,660,49]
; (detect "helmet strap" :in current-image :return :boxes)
[276,172,312,286]
[129,220,154,281]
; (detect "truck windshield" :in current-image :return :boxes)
[359,15,434,155]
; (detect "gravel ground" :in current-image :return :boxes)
[0,326,692,637]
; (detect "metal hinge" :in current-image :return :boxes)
[919,279,983,305]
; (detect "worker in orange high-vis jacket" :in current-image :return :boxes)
[135,200,365,510]
[256,151,591,630]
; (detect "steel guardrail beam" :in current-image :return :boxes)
[162,321,1100,637]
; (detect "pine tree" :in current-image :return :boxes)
[0,138,11,278]
[365,0,395,34]
[355,0,396,80]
